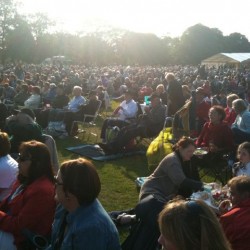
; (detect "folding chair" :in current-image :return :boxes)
[70,100,102,141]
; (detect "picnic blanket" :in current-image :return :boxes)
[66,144,145,161]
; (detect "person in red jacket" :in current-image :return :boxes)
[196,105,234,152]
[0,140,56,250]
[195,105,234,184]
[220,176,250,250]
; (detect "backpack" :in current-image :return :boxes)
[146,127,173,172]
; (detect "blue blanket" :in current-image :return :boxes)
[66,144,145,161]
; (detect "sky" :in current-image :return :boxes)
[18,0,250,39]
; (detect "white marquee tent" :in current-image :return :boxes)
[201,53,250,68]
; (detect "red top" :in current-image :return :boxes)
[220,198,250,250]
[196,121,234,151]
[0,176,56,248]
[224,107,237,126]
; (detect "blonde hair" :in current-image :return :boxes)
[158,199,231,250]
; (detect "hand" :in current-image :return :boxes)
[218,199,232,214]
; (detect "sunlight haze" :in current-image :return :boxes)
[19,0,250,39]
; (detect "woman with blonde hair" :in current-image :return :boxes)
[158,199,232,250]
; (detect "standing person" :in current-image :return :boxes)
[48,158,120,250]
[0,132,18,202]
[122,137,203,250]
[158,199,232,250]
[0,140,56,250]
[219,176,250,250]
[166,73,185,116]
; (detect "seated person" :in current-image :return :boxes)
[48,85,86,122]
[48,158,120,250]
[155,84,168,105]
[122,137,203,250]
[195,106,234,178]
[196,105,234,153]
[0,140,56,250]
[100,90,138,142]
[0,132,18,202]
[36,84,69,128]
[24,86,41,109]
[42,83,57,104]
[231,98,250,144]
[219,176,250,250]
[13,83,30,107]
[1,83,16,104]
[63,90,101,134]
[159,199,231,250]
[5,108,44,153]
[233,142,250,176]
[224,93,239,126]
[99,92,166,154]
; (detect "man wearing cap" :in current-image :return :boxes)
[99,92,166,154]
[5,108,43,153]
[100,90,138,142]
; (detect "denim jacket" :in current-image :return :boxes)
[47,200,120,250]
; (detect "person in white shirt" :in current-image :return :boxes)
[0,132,18,201]
[233,142,250,177]
[100,90,138,142]
[24,86,41,109]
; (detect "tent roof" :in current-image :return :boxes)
[202,53,250,64]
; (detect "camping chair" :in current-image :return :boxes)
[198,152,233,185]
[70,100,102,141]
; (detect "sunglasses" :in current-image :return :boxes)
[18,154,31,162]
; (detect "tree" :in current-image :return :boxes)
[0,0,17,63]
[224,32,250,52]
[177,24,224,64]
[6,15,35,62]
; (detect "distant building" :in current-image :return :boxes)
[201,53,250,68]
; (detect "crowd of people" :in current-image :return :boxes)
[0,62,250,249]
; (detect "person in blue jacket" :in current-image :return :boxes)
[47,158,120,250]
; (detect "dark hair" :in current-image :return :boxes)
[210,105,226,121]
[18,140,54,184]
[172,136,196,151]
[60,158,101,205]
[0,132,11,156]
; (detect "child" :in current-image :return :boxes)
[233,142,250,176]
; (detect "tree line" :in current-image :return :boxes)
[1,0,250,66]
